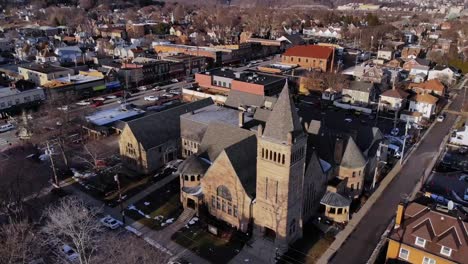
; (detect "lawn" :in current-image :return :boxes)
[125,178,183,230]
[278,225,335,264]
[171,220,246,263]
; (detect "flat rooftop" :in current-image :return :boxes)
[207,68,286,86]
[54,74,103,84]
[19,63,72,74]
[181,104,252,127]
[86,106,145,126]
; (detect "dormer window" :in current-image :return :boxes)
[440,246,452,257]
[415,237,426,248]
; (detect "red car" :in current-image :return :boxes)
[91,101,103,107]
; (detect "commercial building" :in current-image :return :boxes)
[281,45,334,72]
[195,68,286,96]
[18,63,75,86]
[0,86,45,117]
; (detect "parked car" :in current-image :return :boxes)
[144,96,159,101]
[137,86,147,91]
[391,128,400,136]
[437,115,445,122]
[413,123,423,130]
[100,215,122,229]
[105,95,117,99]
[91,101,103,107]
[57,105,69,111]
[76,100,91,106]
[0,123,15,133]
[163,93,174,98]
[93,97,106,101]
[171,78,179,83]
[61,244,79,262]
[152,86,161,91]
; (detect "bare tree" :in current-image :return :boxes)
[0,218,44,264]
[42,197,103,264]
[91,233,171,264]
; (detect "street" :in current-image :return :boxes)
[328,77,467,264]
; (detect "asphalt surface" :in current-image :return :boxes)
[329,78,466,264]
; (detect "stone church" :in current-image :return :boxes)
[178,83,328,250]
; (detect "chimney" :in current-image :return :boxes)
[238,111,244,127]
[334,137,344,164]
[395,203,405,228]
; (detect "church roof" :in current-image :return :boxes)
[320,191,351,207]
[340,137,366,168]
[262,82,303,143]
[178,155,209,175]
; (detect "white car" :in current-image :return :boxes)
[100,215,122,229]
[391,128,399,136]
[144,96,159,101]
[61,244,79,262]
[171,79,179,83]
[57,105,69,111]
[437,115,445,122]
[105,95,117,99]
[344,118,352,123]
[93,97,106,101]
[152,86,161,91]
[137,86,147,91]
[163,93,174,98]
[76,100,91,106]
[0,123,14,133]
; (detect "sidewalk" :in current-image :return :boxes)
[63,175,209,264]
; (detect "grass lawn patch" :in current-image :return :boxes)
[278,225,334,264]
[125,178,183,230]
[171,220,245,263]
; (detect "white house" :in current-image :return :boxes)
[0,86,45,112]
[55,46,83,63]
[428,66,458,85]
[408,93,438,118]
[409,65,430,77]
[303,27,342,39]
[450,120,468,146]
[377,50,393,60]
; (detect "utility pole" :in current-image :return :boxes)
[400,120,411,165]
[372,142,388,189]
[47,141,60,188]
[114,174,126,224]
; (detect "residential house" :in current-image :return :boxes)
[409,65,430,82]
[302,27,342,39]
[401,46,424,60]
[403,58,431,72]
[55,46,84,64]
[342,81,376,106]
[281,45,334,72]
[408,93,439,119]
[409,79,446,96]
[428,66,458,85]
[386,201,468,264]
[119,98,213,174]
[377,49,393,61]
[379,88,409,112]
[449,118,468,147]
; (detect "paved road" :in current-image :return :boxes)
[329,78,466,264]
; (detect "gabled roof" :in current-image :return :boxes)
[389,202,468,263]
[409,79,445,93]
[410,93,439,105]
[381,88,409,99]
[125,98,213,150]
[178,155,209,175]
[262,82,304,143]
[320,191,351,207]
[346,81,374,93]
[340,137,366,168]
[198,122,255,162]
[283,45,333,60]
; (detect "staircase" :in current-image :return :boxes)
[175,208,196,225]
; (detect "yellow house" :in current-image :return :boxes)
[386,202,468,264]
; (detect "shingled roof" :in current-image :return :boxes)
[125,98,213,150]
[389,202,468,263]
[340,137,366,169]
[262,82,304,143]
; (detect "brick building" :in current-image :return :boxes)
[281,45,334,72]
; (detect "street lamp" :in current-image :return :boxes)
[372,142,388,189]
[114,174,126,225]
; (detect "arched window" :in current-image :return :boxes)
[191,175,195,181]
[197,175,200,181]
[274,152,277,162]
[261,148,264,158]
[184,175,188,181]
[282,154,285,164]
[217,185,232,201]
